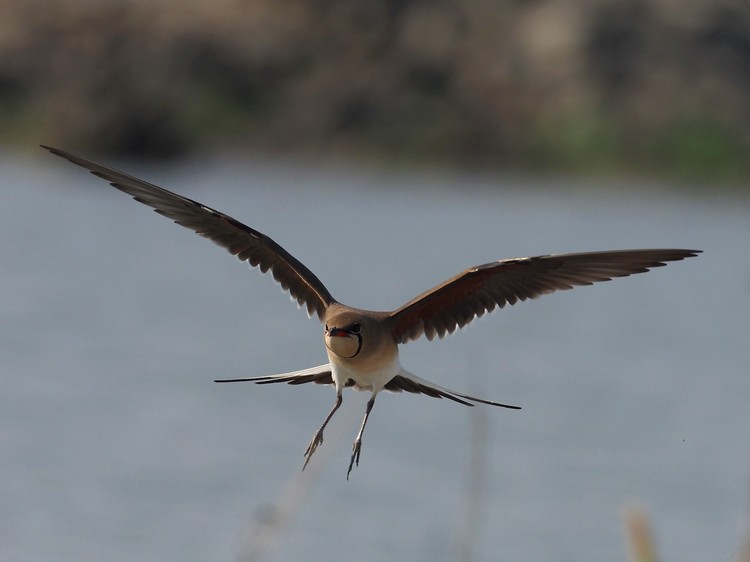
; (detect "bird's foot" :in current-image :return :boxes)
[302,429,324,470]
[346,439,362,480]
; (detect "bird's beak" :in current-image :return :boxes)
[328,327,349,338]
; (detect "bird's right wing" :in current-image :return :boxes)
[385,369,520,409]
[43,146,336,320]
[215,364,334,386]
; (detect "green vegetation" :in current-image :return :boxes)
[5,0,749,189]
[525,110,750,186]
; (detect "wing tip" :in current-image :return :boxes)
[41,144,68,159]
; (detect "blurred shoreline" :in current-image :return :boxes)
[2,0,749,185]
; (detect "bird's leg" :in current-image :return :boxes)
[347,394,377,480]
[303,393,342,470]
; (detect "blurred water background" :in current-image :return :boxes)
[3,1,750,560]
[3,150,749,561]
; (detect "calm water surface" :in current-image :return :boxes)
[3,150,750,561]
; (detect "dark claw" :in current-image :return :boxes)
[346,439,362,480]
[303,430,324,471]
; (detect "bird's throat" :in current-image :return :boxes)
[325,333,362,359]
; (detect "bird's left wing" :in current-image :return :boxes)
[215,364,333,385]
[43,146,336,320]
[388,249,700,343]
[385,368,520,409]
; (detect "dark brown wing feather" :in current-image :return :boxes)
[388,249,700,343]
[43,146,336,320]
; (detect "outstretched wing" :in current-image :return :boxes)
[388,249,700,343]
[215,364,333,385]
[43,146,336,320]
[385,369,520,409]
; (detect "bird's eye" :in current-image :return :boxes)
[350,323,362,334]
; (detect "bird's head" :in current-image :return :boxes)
[324,313,367,359]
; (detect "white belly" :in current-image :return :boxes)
[327,349,401,393]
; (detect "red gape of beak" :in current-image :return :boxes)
[328,327,349,338]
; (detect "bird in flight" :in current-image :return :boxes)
[43,145,700,478]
